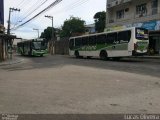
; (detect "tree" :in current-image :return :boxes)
[40,27,58,55]
[94,11,106,33]
[60,17,85,37]
[40,27,54,42]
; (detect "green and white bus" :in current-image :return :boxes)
[69,27,149,60]
[17,38,48,56]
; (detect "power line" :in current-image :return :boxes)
[14,0,46,27]
[63,0,89,12]
[16,0,26,8]
[13,0,49,29]
[14,0,35,25]
[13,0,62,30]
[22,0,45,16]
[13,0,90,31]
[20,0,48,22]
[51,0,89,16]
[18,0,88,25]
[18,0,32,9]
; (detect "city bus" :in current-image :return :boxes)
[17,38,48,56]
[69,27,149,60]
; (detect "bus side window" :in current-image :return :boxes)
[82,37,88,46]
[89,36,96,45]
[75,38,82,47]
[106,33,117,44]
[69,39,74,49]
[118,30,131,43]
[97,34,106,44]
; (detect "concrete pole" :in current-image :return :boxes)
[7,8,11,35]
[45,15,54,55]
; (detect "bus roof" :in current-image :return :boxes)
[69,27,146,39]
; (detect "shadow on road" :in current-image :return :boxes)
[1,55,160,78]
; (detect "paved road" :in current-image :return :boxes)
[0,55,160,114]
[2,55,160,77]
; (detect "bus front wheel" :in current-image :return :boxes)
[100,51,108,60]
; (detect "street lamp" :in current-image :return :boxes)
[33,28,39,38]
[45,15,54,55]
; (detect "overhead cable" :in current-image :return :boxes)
[20,0,48,22]
[14,0,46,27]
[13,0,62,30]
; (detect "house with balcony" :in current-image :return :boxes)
[105,0,160,54]
[85,24,96,34]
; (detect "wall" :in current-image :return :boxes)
[106,0,160,31]
[54,38,69,55]
[0,38,3,61]
[0,35,16,61]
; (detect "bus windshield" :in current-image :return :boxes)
[33,42,41,50]
[136,28,149,40]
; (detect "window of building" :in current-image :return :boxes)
[116,9,124,19]
[151,0,158,15]
[136,4,147,17]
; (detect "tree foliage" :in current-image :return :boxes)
[60,17,85,37]
[94,11,106,33]
[40,27,55,42]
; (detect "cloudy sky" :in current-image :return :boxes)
[4,0,106,39]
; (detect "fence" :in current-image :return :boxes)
[54,37,69,55]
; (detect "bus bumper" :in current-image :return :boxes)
[32,50,48,56]
[132,50,148,56]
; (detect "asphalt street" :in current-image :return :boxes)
[3,55,159,77]
[0,55,160,113]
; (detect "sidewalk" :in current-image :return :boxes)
[133,55,160,59]
[0,57,24,66]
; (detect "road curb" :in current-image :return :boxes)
[0,58,24,66]
[131,56,160,60]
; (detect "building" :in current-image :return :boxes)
[13,38,22,47]
[0,0,16,61]
[0,34,16,61]
[0,0,4,26]
[85,24,96,34]
[106,0,160,54]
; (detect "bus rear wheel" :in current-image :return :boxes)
[100,51,108,60]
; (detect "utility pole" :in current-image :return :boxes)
[7,7,20,60]
[7,7,20,35]
[33,28,39,38]
[45,15,54,55]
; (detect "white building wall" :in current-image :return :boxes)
[106,0,160,31]
[13,39,22,46]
